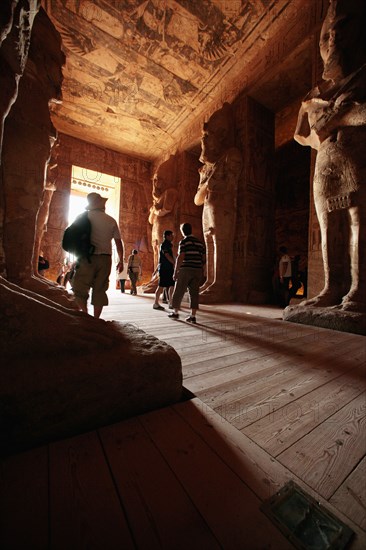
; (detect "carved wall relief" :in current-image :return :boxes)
[43,0,323,161]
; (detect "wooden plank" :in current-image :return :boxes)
[182,327,355,379]
[184,346,277,378]
[183,341,307,379]
[139,404,294,549]
[49,431,134,549]
[162,331,226,351]
[180,324,317,368]
[174,397,296,500]
[178,316,315,350]
[139,326,308,359]
[212,361,339,428]
[173,398,366,548]
[278,391,366,500]
[243,364,365,455]
[0,446,48,549]
[330,456,366,530]
[181,339,247,363]
[186,351,289,392]
[99,416,221,549]
[212,341,366,430]
[185,330,358,393]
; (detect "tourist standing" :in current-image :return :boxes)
[153,230,175,310]
[168,223,206,324]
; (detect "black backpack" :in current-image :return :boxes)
[62,212,95,261]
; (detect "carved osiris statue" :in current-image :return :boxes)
[294,0,366,313]
[194,103,242,303]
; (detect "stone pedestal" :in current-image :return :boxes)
[283,305,366,336]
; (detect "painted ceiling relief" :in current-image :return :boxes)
[43,0,319,159]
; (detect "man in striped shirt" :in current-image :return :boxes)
[168,223,206,324]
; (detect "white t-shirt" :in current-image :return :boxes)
[279,254,292,277]
[87,209,121,255]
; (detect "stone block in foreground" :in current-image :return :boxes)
[0,322,183,455]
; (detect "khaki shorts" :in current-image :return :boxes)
[72,255,112,306]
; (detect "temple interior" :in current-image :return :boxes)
[1,0,365,547]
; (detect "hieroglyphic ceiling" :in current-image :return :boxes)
[42,0,326,160]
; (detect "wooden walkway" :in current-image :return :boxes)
[1,291,365,549]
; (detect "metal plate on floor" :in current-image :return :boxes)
[261,481,354,549]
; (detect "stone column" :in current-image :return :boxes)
[0,0,40,276]
[1,8,64,284]
[233,95,275,303]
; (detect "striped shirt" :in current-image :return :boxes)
[179,235,206,269]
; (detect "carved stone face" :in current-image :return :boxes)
[153,156,176,195]
[152,172,164,195]
[200,125,223,164]
[29,9,65,102]
[46,50,65,102]
[200,103,234,164]
[320,0,365,81]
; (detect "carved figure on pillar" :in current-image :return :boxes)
[194,103,242,302]
[0,0,40,275]
[33,180,56,277]
[2,8,64,290]
[148,155,179,271]
[294,0,366,313]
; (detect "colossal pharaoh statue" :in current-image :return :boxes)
[194,103,242,302]
[294,0,366,314]
[2,8,65,292]
[148,155,178,270]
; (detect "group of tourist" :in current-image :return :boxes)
[64,190,311,320]
[120,224,206,324]
[66,191,206,323]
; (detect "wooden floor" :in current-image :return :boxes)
[1,291,365,549]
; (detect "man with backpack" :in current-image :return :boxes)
[70,192,124,318]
